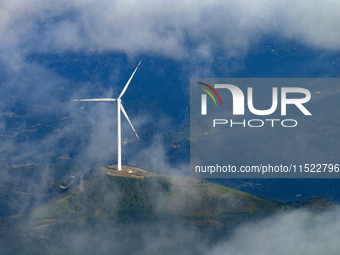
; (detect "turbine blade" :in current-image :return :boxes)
[118,59,142,99]
[71,98,116,102]
[120,103,139,140]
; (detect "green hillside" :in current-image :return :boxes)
[0,165,337,255]
[23,165,287,233]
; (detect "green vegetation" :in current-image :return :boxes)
[0,164,336,254]
[28,165,336,227]
[0,111,15,117]
[31,167,172,221]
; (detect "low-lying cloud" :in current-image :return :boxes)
[211,209,340,255]
[1,0,340,61]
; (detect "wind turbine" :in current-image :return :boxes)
[72,60,142,170]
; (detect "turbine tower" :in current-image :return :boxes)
[72,60,142,170]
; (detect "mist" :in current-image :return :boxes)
[52,208,340,255]
[0,0,340,254]
[2,0,340,57]
[211,209,340,255]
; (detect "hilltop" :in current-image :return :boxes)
[0,164,337,255]
[28,165,284,222]
[2,165,336,227]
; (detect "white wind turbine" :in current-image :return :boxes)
[72,60,142,170]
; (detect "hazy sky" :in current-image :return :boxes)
[1,1,340,254]
[0,0,339,108]
[1,0,340,59]
[1,0,339,187]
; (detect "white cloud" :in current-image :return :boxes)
[211,209,340,255]
[1,0,340,60]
